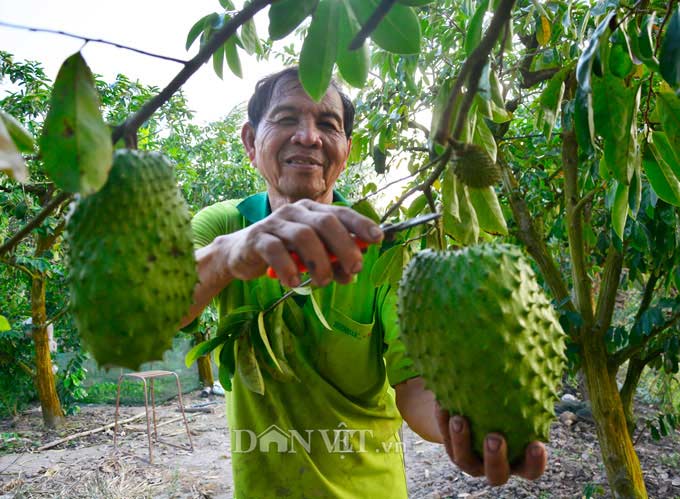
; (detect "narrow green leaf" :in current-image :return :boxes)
[218,363,233,391]
[237,332,265,394]
[538,70,566,140]
[611,181,629,241]
[442,165,460,221]
[351,199,381,223]
[219,0,235,9]
[0,117,28,183]
[629,164,641,216]
[659,5,680,89]
[292,286,313,295]
[218,337,237,391]
[213,43,225,79]
[39,52,113,195]
[0,315,10,332]
[336,1,370,88]
[225,38,243,78]
[310,292,332,330]
[299,0,339,101]
[406,194,429,218]
[473,110,496,162]
[370,245,404,287]
[465,0,489,56]
[657,90,680,147]
[268,0,318,40]
[468,186,508,235]
[443,181,479,245]
[397,0,433,5]
[576,11,615,93]
[0,110,35,152]
[651,131,680,175]
[592,75,638,183]
[257,311,283,372]
[186,13,215,50]
[574,86,595,155]
[348,0,421,55]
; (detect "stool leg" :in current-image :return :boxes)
[150,378,158,441]
[173,373,194,451]
[142,378,153,464]
[113,374,123,449]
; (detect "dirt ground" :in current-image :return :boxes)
[1,390,678,499]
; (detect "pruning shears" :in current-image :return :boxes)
[266,212,441,279]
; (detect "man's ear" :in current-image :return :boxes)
[241,123,257,163]
[341,137,352,172]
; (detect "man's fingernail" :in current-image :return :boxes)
[530,444,543,458]
[486,436,501,453]
[351,261,362,274]
[289,275,300,287]
[369,226,383,240]
[451,417,463,433]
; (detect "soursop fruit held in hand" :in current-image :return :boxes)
[67,149,197,370]
[398,244,566,463]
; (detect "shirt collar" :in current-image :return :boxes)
[236,191,350,225]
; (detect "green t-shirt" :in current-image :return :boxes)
[191,192,418,499]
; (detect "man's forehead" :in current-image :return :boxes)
[268,75,343,115]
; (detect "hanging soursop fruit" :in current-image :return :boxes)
[397,244,566,463]
[67,149,197,370]
[452,143,501,188]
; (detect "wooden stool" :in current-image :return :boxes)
[113,370,194,463]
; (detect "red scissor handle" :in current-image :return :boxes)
[266,238,371,278]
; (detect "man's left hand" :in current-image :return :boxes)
[435,407,547,485]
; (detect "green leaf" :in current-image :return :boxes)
[186,13,215,50]
[629,164,641,216]
[218,337,237,391]
[406,194,429,218]
[657,90,680,147]
[473,110,496,162]
[643,149,680,206]
[224,38,243,78]
[538,69,566,140]
[609,41,633,78]
[237,333,265,395]
[651,131,680,177]
[351,199,381,223]
[442,165,459,221]
[0,110,35,153]
[443,181,479,245]
[219,0,235,9]
[292,285,312,295]
[213,43,225,79]
[397,0,433,5]
[185,335,225,367]
[0,116,28,183]
[0,315,10,332]
[576,11,615,93]
[268,0,318,40]
[39,52,112,196]
[574,86,594,155]
[257,311,283,372]
[370,245,404,287]
[336,2,370,88]
[348,0,421,55]
[299,0,339,102]
[465,0,488,56]
[240,19,262,55]
[468,186,508,235]
[310,292,332,330]
[647,135,680,206]
[611,181,629,241]
[659,5,680,89]
[592,75,638,183]
[635,15,660,72]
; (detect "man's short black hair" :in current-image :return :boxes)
[246,67,355,139]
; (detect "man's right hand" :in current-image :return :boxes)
[218,199,383,289]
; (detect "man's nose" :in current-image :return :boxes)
[291,121,322,147]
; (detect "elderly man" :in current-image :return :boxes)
[180,68,546,498]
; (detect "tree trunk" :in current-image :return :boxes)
[620,356,646,435]
[582,336,647,498]
[31,274,65,428]
[193,331,214,387]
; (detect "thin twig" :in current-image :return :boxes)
[0,191,72,257]
[0,21,188,64]
[358,156,442,204]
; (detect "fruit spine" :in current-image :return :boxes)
[397,244,566,462]
[67,149,197,370]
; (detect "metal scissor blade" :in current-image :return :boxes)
[381,212,442,236]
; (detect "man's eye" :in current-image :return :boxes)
[277,117,297,124]
[319,121,338,130]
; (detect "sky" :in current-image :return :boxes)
[0,0,284,123]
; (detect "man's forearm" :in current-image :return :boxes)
[395,376,444,443]
[179,235,235,329]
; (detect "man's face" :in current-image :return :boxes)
[242,76,351,203]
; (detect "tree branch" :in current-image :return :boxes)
[112,0,274,143]
[613,309,680,366]
[435,0,516,144]
[349,0,397,50]
[0,256,35,278]
[0,21,188,64]
[0,191,72,257]
[593,244,624,339]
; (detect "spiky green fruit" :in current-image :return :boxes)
[453,143,501,188]
[397,244,566,463]
[67,149,197,370]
